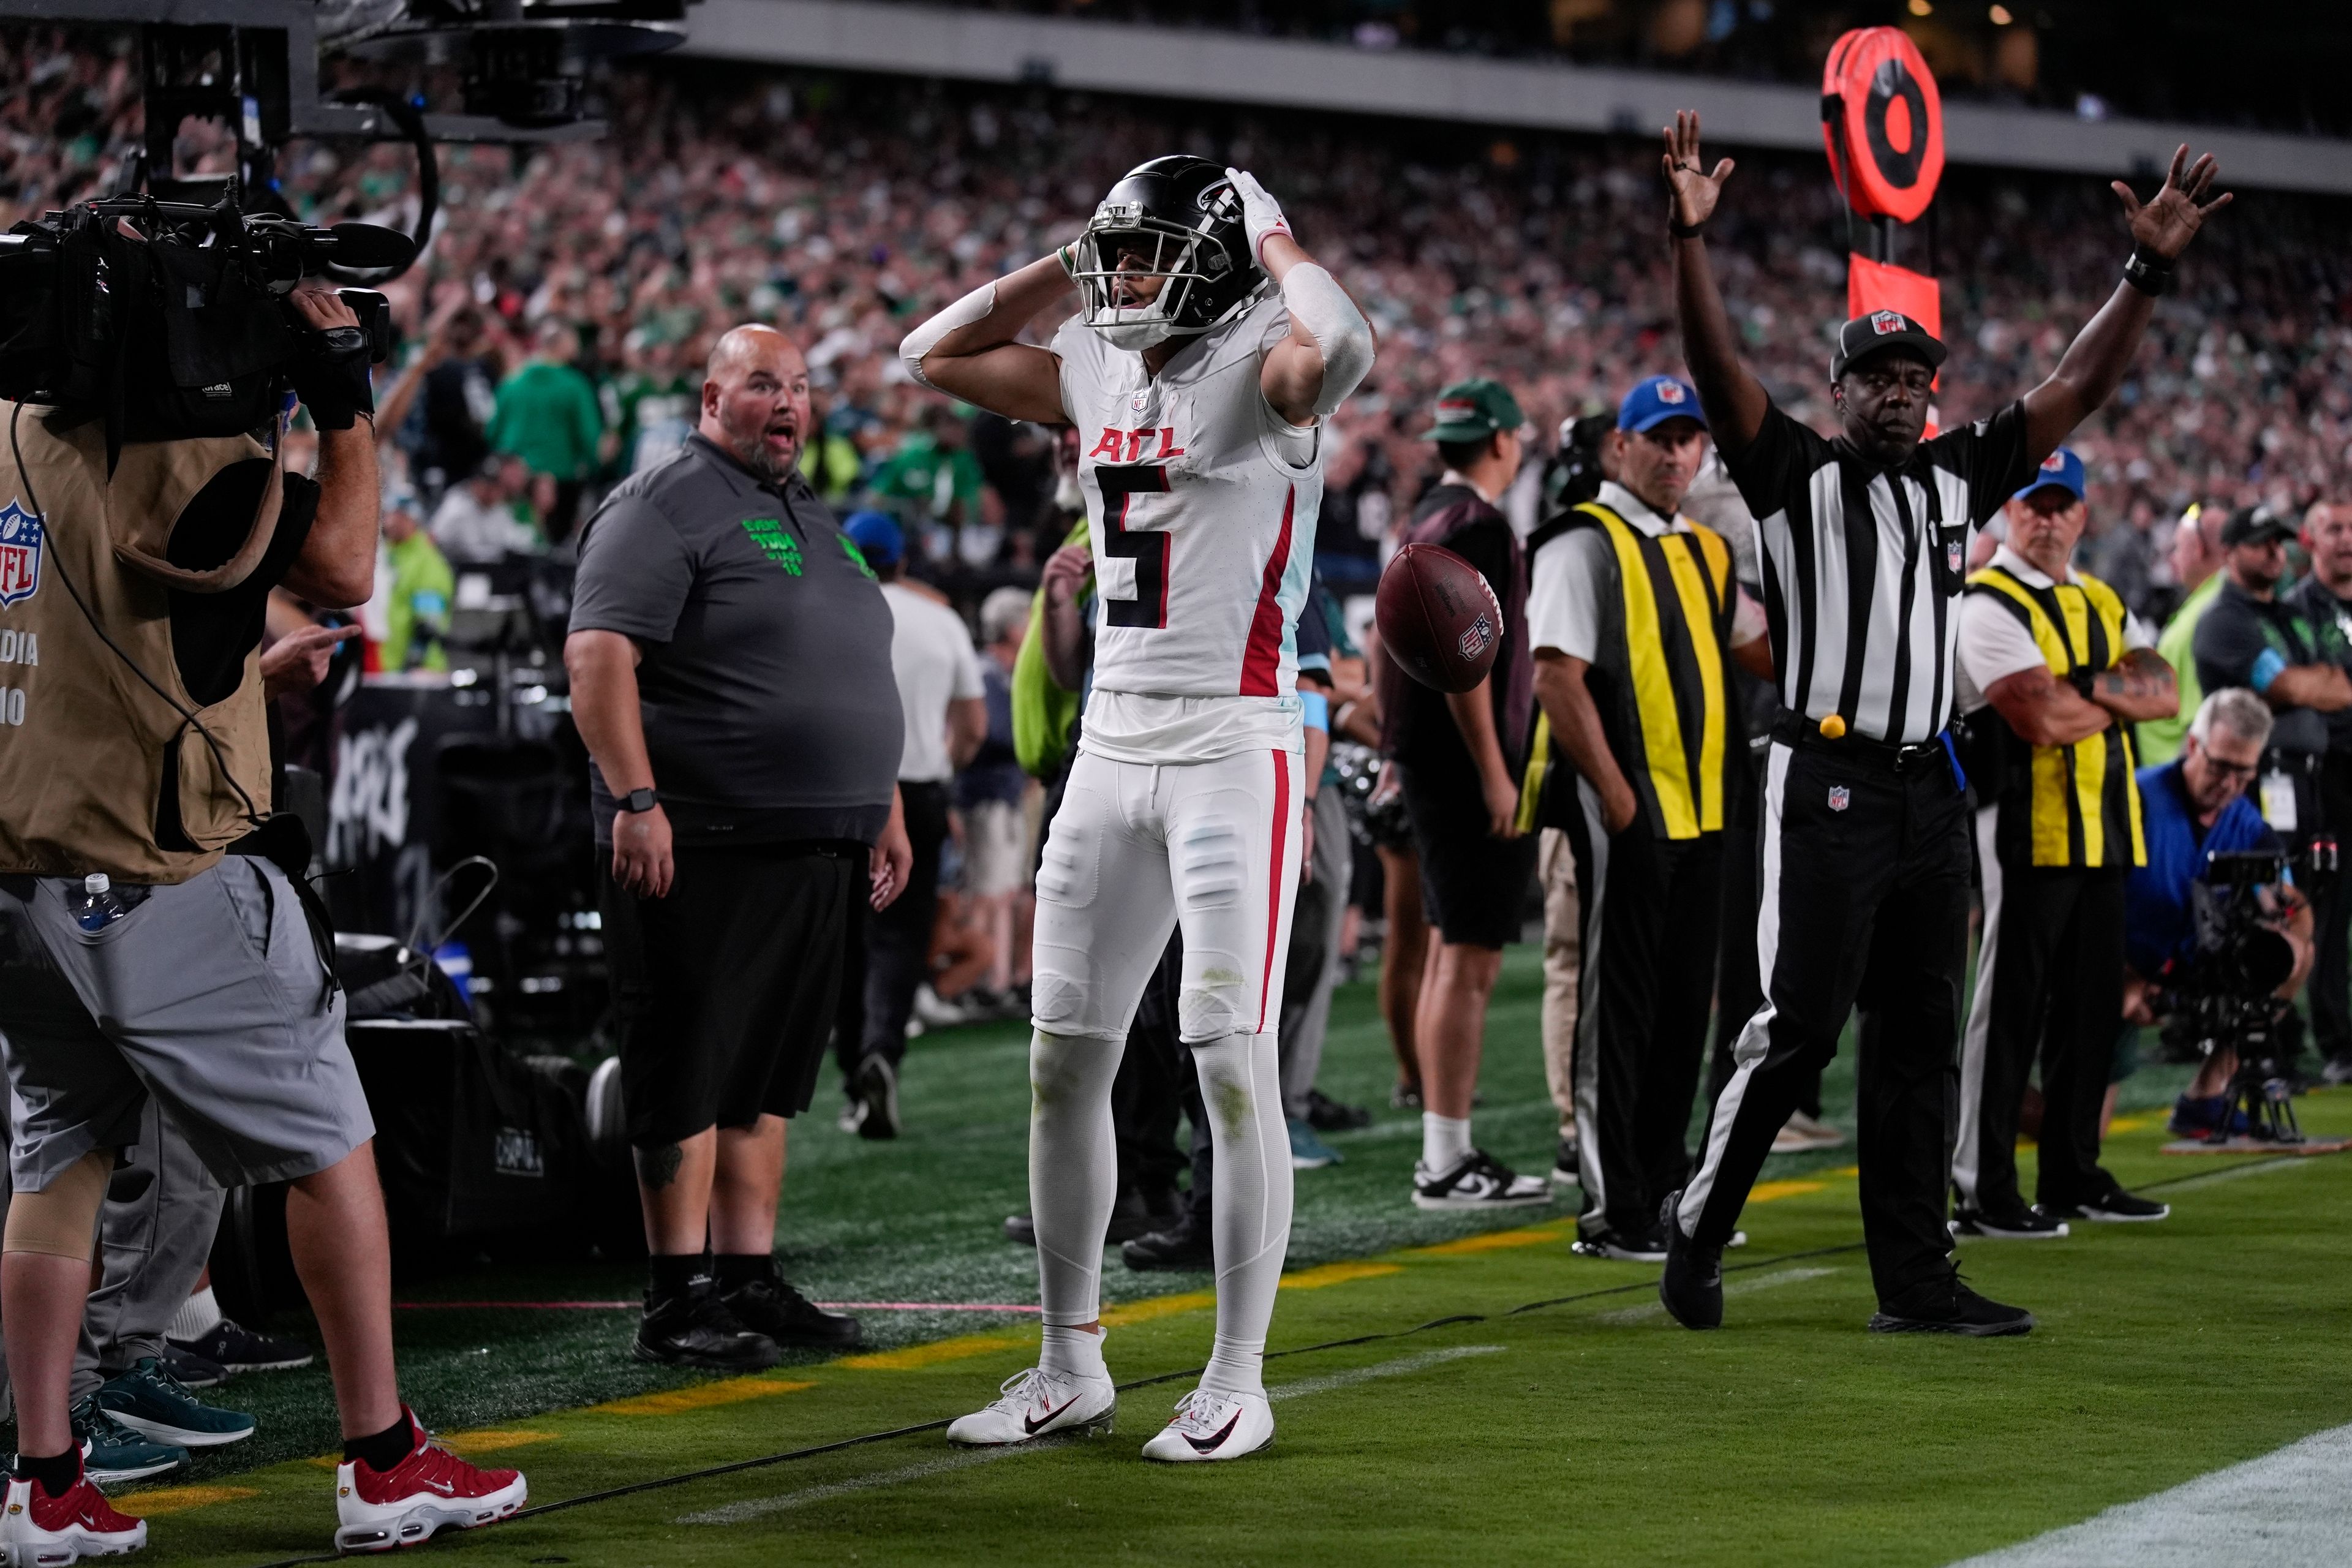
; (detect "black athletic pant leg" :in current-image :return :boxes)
[1850,768,1972,1302]
[1568,812,1668,1239]
[2034,870,2125,1207]
[1958,849,2072,1218]
[1683,744,1894,1254]
[860,780,951,1068]
[1115,934,1191,1210]
[1708,754,1823,1120]
[1636,837,1723,1225]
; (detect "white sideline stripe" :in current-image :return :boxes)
[1595,1267,1835,1325]
[2154,1156,2313,1194]
[1944,1420,2352,1567]
[676,1345,1506,1525]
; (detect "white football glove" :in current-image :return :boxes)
[1224,167,1292,266]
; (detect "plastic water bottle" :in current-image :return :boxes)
[71,873,130,933]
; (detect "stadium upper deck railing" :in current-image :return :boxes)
[683,0,2352,198]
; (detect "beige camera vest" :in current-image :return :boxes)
[0,404,281,883]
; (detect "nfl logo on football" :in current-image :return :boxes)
[1458,614,1493,660]
[0,500,42,609]
[1827,785,1851,812]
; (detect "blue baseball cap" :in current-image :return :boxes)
[843,510,903,568]
[1618,376,1707,435]
[2013,447,2086,504]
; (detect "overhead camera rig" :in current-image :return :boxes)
[8,2,693,264]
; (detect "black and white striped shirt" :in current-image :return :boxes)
[1724,400,2034,745]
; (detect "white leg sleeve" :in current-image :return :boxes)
[1028,1030,1125,1329]
[1194,1030,1293,1396]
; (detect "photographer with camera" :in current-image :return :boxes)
[0,263,527,1559]
[2125,690,2315,1142]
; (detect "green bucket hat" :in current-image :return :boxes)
[1419,377,1525,443]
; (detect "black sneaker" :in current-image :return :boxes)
[1303,1089,1371,1132]
[1003,1213,1037,1246]
[721,1263,862,1351]
[1003,1193,1158,1249]
[2041,1188,2169,1223]
[1390,1082,1424,1111]
[1656,1189,1722,1330]
[1550,1136,1580,1188]
[1950,1204,2069,1240]
[848,1055,900,1141]
[1411,1150,1551,1210]
[1868,1274,2035,1336]
[1572,1223,1668,1263]
[159,1341,230,1390]
[633,1281,785,1370]
[1121,1215,1214,1271]
[168,1316,313,1374]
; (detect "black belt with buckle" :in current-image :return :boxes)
[1772,715,1949,774]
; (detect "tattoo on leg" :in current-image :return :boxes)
[636,1142,684,1190]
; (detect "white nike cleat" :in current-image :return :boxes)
[1139,1387,1274,1463]
[945,1366,1116,1446]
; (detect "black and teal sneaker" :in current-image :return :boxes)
[70,1394,189,1483]
[96,1359,255,1449]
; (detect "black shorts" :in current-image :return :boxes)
[1403,778,1537,949]
[598,839,862,1147]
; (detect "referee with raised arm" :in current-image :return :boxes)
[1653,112,2230,1335]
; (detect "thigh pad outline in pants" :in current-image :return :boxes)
[1029,753,1180,1042]
[1169,750,1300,1045]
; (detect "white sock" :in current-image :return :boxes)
[1422,1113,1472,1172]
[1028,1030,1125,1335]
[1192,1031,1292,1398]
[169,1286,224,1343]
[1039,1323,1108,1381]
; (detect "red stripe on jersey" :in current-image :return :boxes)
[1254,748,1291,1035]
[1236,484,1296,698]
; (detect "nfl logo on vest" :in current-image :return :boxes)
[0,500,41,609]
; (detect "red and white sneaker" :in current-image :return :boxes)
[332,1408,526,1553]
[0,1458,147,1566]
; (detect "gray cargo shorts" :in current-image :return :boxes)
[0,856,374,1192]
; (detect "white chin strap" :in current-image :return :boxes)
[1093,315,1178,352]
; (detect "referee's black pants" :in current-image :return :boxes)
[1562,792,1722,1241]
[1678,735,1968,1305]
[1954,827,2124,1215]
[1708,747,1825,1121]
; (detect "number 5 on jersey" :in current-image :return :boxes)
[1098,463,1172,629]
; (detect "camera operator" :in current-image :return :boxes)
[2124,690,2315,1140]
[0,284,527,1557]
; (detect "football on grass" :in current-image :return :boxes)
[1376,543,1504,694]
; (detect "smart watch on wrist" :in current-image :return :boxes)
[619,787,660,814]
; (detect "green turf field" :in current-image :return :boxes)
[91,951,2352,1567]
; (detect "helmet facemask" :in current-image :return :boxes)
[1072,196,1251,351]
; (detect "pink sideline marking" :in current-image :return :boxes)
[391,1300,1042,1313]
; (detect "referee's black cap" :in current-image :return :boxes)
[1831,309,1948,382]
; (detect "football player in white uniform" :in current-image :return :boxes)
[900,156,1373,1461]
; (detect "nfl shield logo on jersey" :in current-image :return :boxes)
[0,500,42,609]
[1827,785,1850,812]
[1947,538,1964,574]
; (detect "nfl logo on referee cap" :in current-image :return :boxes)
[1828,785,1850,812]
[1871,309,1905,335]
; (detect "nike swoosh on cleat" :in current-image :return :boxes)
[1183,1411,1243,1453]
[424,1480,456,1494]
[1023,1398,1078,1435]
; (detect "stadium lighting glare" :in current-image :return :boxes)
[1989,3,2014,20]
[1907,0,1931,13]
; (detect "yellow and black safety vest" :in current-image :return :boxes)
[1965,563,2146,869]
[1518,500,1734,840]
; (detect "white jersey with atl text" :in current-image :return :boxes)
[1052,292,1322,766]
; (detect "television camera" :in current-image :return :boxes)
[2152,847,2323,1145]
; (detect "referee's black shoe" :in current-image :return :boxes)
[1867,1273,2034,1337]
[633,1281,784,1370]
[1656,1189,1722,1330]
[1950,1204,2069,1240]
[722,1259,862,1350]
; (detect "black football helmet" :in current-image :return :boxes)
[1071,155,1267,351]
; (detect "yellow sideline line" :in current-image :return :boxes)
[840,1334,1029,1371]
[594,1379,815,1415]
[443,1430,561,1456]
[114,1484,258,1517]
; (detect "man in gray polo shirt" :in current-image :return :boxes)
[567,324,911,1370]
